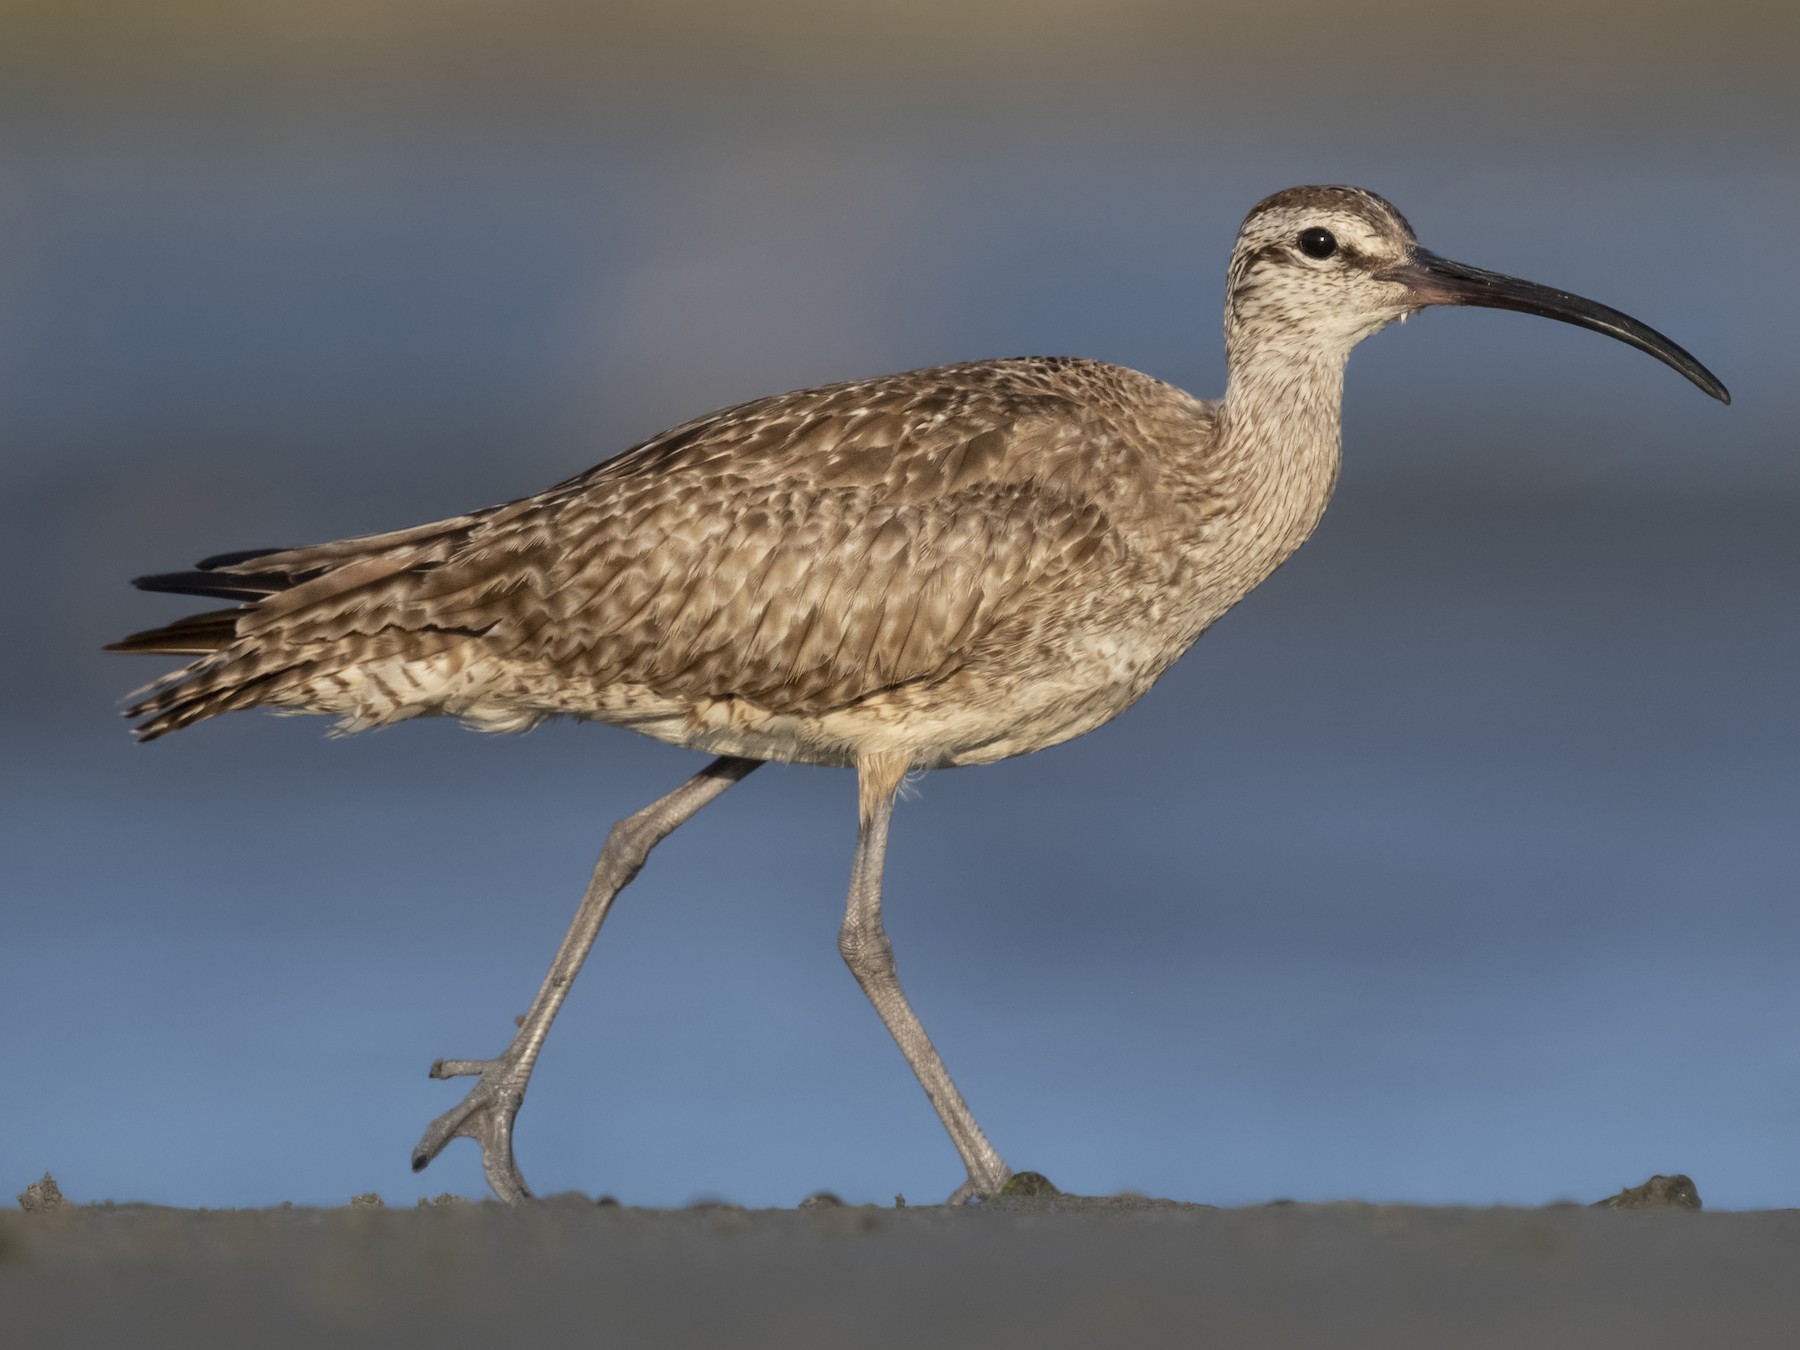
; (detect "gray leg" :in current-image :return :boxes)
[413,755,760,1202]
[840,769,1010,1202]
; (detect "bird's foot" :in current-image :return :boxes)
[412,1052,535,1204]
[945,1168,1060,1204]
[945,1175,989,1204]
[944,1162,1025,1205]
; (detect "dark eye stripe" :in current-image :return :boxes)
[1238,236,1366,274]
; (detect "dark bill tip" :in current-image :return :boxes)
[1387,249,1730,404]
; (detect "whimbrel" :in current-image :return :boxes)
[111,186,1728,1204]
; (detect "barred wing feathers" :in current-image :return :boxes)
[114,359,1152,744]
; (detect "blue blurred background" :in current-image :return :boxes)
[3,1,1796,1210]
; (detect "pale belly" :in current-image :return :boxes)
[486,619,1193,771]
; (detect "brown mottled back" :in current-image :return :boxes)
[115,356,1215,749]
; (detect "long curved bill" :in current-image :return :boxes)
[1385,249,1730,404]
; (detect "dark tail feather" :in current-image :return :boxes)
[196,547,289,570]
[111,545,317,653]
[127,545,324,602]
[131,572,282,602]
[131,568,318,607]
[111,545,308,733]
[105,609,243,656]
[112,533,450,740]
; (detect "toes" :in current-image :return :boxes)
[482,1150,532,1204]
[411,1104,466,1170]
[946,1165,1024,1205]
[429,1058,488,1080]
[412,1066,533,1203]
[945,1176,984,1205]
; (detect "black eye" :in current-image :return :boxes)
[1298,227,1337,259]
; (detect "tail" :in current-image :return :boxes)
[107,548,321,741]
[109,513,488,741]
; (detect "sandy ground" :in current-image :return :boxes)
[5,1174,1798,1348]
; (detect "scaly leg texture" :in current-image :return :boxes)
[413,755,760,1201]
[841,755,1011,1201]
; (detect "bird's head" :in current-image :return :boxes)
[1225,184,1728,403]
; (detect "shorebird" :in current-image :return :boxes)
[111,186,1728,1204]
